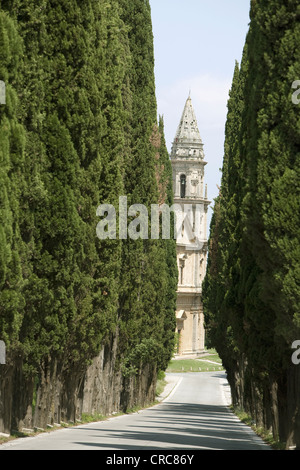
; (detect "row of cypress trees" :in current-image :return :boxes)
[203,0,300,448]
[0,0,177,432]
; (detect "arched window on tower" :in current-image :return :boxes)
[180,174,186,198]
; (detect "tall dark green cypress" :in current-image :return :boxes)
[241,0,300,361]
[202,59,247,400]
[0,10,26,356]
[204,0,300,446]
[0,0,178,430]
[157,116,177,370]
[117,0,174,379]
[0,0,131,426]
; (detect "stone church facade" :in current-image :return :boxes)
[170,95,210,356]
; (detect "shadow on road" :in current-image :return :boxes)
[73,402,270,450]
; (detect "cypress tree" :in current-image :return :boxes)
[242,0,300,361]
[118,0,166,379]
[0,0,178,427]
[202,59,247,398]
[0,0,130,424]
[0,10,26,356]
[204,0,300,444]
[157,116,177,370]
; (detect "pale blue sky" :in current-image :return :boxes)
[149,0,251,224]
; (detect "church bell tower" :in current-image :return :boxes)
[170,95,210,356]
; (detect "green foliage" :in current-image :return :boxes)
[0,10,26,351]
[203,0,300,420]
[0,0,177,405]
[116,0,177,375]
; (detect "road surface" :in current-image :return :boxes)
[0,371,270,450]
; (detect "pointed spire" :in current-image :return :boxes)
[171,95,204,159]
[174,95,202,144]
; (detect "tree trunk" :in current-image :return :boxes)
[286,365,300,449]
[270,378,280,441]
[11,358,35,433]
[33,358,57,429]
[0,364,13,434]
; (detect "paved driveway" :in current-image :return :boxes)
[0,371,270,450]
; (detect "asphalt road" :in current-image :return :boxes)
[1,371,270,451]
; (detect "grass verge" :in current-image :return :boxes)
[166,349,224,373]
[233,407,286,450]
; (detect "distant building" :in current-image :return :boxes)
[170,95,210,356]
